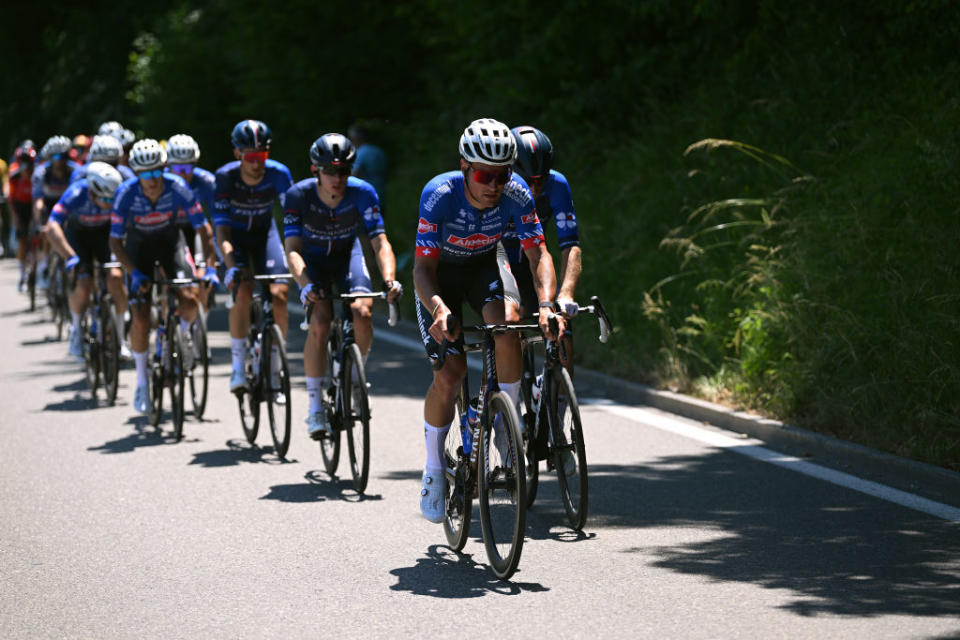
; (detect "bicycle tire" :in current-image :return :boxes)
[170,321,186,440]
[263,324,291,459]
[100,303,120,406]
[188,316,210,419]
[443,391,472,551]
[149,350,164,429]
[550,367,588,530]
[478,390,526,580]
[52,268,67,341]
[28,267,36,312]
[82,311,100,397]
[520,348,540,510]
[239,330,261,444]
[318,336,341,474]
[343,343,370,493]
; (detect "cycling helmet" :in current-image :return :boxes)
[86,162,123,200]
[88,135,123,164]
[119,128,135,149]
[128,138,167,172]
[459,118,516,166]
[309,133,355,167]
[231,119,272,150]
[98,121,124,138]
[15,140,37,163]
[166,134,201,163]
[41,135,72,160]
[510,126,554,182]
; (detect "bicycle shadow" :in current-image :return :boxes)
[41,393,100,412]
[52,377,90,393]
[259,469,383,503]
[189,439,290,467]
[87,417,174,453]
[389,543,549,598]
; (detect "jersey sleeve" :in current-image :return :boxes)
[550,173,579,249]
[212,168,232,228]
[508,181,546,252]
[31,164,45,200]
[274,163,294,209]
[281,185,304,239]
[109,184,132,239]
[356,180,385,239]
[50,181,85,226]
[414,181,450,260]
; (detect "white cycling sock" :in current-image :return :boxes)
[424,421,450,473]
[230,338,246,372]
[180,317,192,336]
[271,344,281,375]
[71,311,81,334]
[133,350,149,387]
[306,376,326,414]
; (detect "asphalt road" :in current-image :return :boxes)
[1,260,958,639]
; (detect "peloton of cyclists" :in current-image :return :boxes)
[70,135,135,184]
[33,136,80,289]
[283,133,402,439]
[109,139,218,413]
[412,117,564,522]
[213,119,293,397]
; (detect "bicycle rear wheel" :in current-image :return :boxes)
[443,392,472,551]
[520,348,540,510]
[550,367,588,530]
[27,264,36,311]
[263,324,291,459]
[319,337,341,474]
[343,343,370,493]
[100,303,120,406]
[478,390,526,580]
[170,321,186,440]
[188,316,210,419]
[238,333,260,444]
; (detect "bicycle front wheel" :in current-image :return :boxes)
[149,351,164,429]
[188,315,210,419]
[443,391,472,551]
[82,312,100,398]
[343,343,370,493]
[478,390,526,580]
[263,324,291,459]
[100,303,120,406]
[550,367,588,530]
[169,321,186,440]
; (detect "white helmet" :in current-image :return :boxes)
[166,134,200,163]
[86,162,123,199]
[88,135,123,164]
[459,118,516,166]
[128,139,167,172]
[120,128,136,149]
[98,121,124,137]
[41,135,72,160]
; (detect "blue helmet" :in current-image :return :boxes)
[231,119,272,150]
[510,126,554,183]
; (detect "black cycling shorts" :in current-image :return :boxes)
[66,224,112,277]
[125,229,196,283]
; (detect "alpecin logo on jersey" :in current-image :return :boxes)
[417,218,437,234]
[521,212,538,225]
[447,232,501,250]
[134,211,170,227]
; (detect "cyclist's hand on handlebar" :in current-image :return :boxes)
[538,309,565,342]
[384,279,403,301]
[299,282,321,306]
[130,268,151,295]
[429,305,459,343]
[224,267,240,291]
[202,266,220,288]
[64,255,80,275]
[557,297,579,317]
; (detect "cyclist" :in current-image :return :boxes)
[166,133,219,310]
[347,124,388,208]
[33,136,80,288]
[501,126,582,373]
[412,117,564,522]
[44,162,127,360]
[70,135,135,183]
[69,134,91,165]
[109,139,217,414]
[0,153,8,257]
[283,133,402,438]
[213,119,293,395]
[7,141,36,289]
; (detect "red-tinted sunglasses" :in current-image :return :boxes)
[242,150,269,163]
[471,166,512,186]
[319,164,351,177]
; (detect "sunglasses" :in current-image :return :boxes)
[169,163,194,174]
[471,166,512,186]
[319,165,351,177]
[529,174,549,187]
[98,195,115,204]
[138,168,164,180]
[242,150,269,163]
[51,153,66,162]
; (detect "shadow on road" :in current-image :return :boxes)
[189,439,290,467]
[52,377,89,393]
[260,469,383,503]
[389,544,549,598]
[42,393,100,412]
[578,451,960,618]
[87,418,177,453]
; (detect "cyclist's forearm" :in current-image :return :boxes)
[109,237,135,274]
[526,244,557,304]
[44,221,74,259]
[287,250,310,289]
[216,225,236,269]
[558,245,582,300]
[371,234,397,282]
[199,222,217,267]
[413,258,443,313]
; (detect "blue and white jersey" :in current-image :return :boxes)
[212,159,293,233]
[32,160,81,209]
[415,171,544,264]
[283,176,385,264]
[50,179,111,228]
[110,174,205,239]
[501,170,579,264]
[70,163,135,184]
[176,166,216,226]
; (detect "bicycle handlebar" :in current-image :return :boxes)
[299,290,400,331]
[533,295,612,343]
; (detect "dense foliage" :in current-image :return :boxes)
[3,1,958,468]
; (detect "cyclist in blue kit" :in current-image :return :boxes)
[284,133,402,438]
[213,119,293,394]
[33,136,80,288]
[412,118,564,522]
[109,139,218,414]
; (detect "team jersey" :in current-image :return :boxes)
[415,171,544,264]
[283,177,385,263]
[109,174,205,239]
[7,162,33,203]
[70,163,135,184]
[175,167,216,226]
[501,170,579,264]
[32,160,81,208]
[50,179,112,228]
[212,159,293,233]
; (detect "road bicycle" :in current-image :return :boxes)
[303,290,399,494]
[519,296,611,531]
[186,260,214,420]
[80,260,123,405]
[46,252,69,341]
[232,273,293,459]
[25,229,42,311]
[436,317,528,580]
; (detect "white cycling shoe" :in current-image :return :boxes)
[133,384,150,414]
[68,326,84,361]
[229,368,247,393]
[306,410,332,440]
[419,469,447,523]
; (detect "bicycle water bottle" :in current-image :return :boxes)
[251,336,262,374]
[531,374,543,408]
[467,397,481,465]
